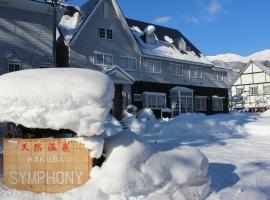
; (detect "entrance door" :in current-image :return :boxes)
[113,84,123,120]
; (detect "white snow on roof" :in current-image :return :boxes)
[0,68,114,137]
[130,27,212,65]
[59,12,82,42]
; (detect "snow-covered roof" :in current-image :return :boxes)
[230,60,270,87]
[0,68,114,137]
[130,26,212,65]
[170,86,193,93]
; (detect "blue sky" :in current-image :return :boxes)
[69,0,270,56]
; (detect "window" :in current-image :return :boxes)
[195,96,207,111]
[106,29,113,39]
[99,28,112,39]
[190,67,202,78]
[146,60,161,74]
[236,88,244,95]
[8,63,21,72]
[214,71,226,81]
[168,63,183,76]
[212,97,224,111]
[99,28,106,39]
[134,94,142,101]
[94,53,113,66]
[119,56,137,71]
[143,92,166,109]
[263,85,270,94]
[250,86,258,95]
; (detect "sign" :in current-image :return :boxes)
[3,139,92,194]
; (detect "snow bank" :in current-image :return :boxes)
[91,131,211,199]
[244,110,270,136]
[0,68,114,137]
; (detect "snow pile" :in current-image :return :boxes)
[0,68,114,137]
[73,136,104,158]
[122,108,158,134]
[91,131,211,200]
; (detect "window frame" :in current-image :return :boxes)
[250,86,258,95]
[190,66,203,79]
[99,28,106,39]
[106,29,113,40]
[8,62,21,72]
[195,96,207,111]
[143,92,166,109]
[119,56,137,71]
[146,60,162,74]
[168,63,183,76]
[94,52,113,66]
[263,85,270,94]
[212,97,224,111]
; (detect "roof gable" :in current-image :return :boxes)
[229,60,270,87]
[105,65,135,84]
[6,52,22,63]
[69,0,141,54]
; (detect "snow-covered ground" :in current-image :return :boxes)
[123,110,270,199]
[1,107,270,199]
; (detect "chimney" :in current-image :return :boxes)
[141,25,156,45]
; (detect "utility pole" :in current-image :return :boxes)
[51,0,59,68]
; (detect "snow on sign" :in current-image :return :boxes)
[3,139,92,194]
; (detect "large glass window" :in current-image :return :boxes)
[212,97,224,111]
[146,60,161,74]
[94,53,113,66]
[195,96,207,111]
[143,92,166,109]
[119,56,137,71]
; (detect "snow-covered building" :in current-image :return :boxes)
[230,60,270,112]
[0,0,59,73]
[58,0,228,119]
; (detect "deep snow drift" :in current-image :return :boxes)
[122,111,270,200]
[0,68,114,136]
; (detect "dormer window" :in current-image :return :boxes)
[99,28,113,39]
[6,52,22,72]
[8,63,21,72]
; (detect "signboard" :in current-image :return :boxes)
[3,139,92,194]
